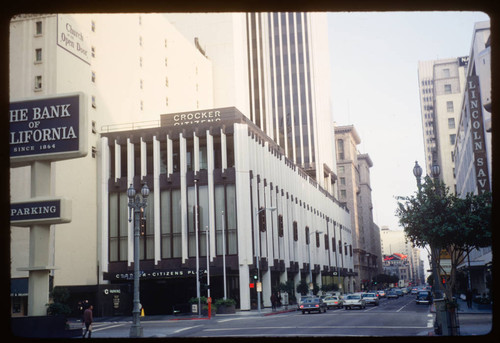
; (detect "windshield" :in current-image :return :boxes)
[346,295,360,300]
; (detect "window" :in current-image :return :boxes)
[165,97,169,107]
[305,226,310,244]
[338,240,342,254]
[324,235,329,250]
[443,68,450,77]
[165,77,169,87]
[92,120,97,134]
[340,177,346,185]
[444,84,452,94]
[450,134,456,145]
[91,20,95,32]
[293,221,298,241]
[447,101,454,112]
[316,231,320,248]
[91,71,96,83]
[165,57,168,67]
[91,96,96,109]
[337,139,345,160]
[35,21,42,35]
[338,166,345,174]
[139,36,143,46]
[91,46,95,58]
[34,75,42,90]
[340,190,346,198]
[35,48,42,62]
[448,118,455,129]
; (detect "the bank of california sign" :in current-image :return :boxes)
[9,93,87,167]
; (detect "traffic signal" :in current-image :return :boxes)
[258,207,266,232]
[140,212,146,236]
[252,269,258,280]
[198,269,205,281]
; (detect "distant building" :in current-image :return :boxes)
[418,56,468,192]
[380,226,425,286]
[334,125,381,291]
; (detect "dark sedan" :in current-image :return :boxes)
[299,297,327,314]
[416,291,433,304]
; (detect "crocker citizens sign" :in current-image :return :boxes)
[9,93,87,166]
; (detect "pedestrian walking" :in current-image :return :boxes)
[466,289,473,309]
[82,305,93,338]
[271,293,277,311]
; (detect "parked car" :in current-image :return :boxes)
[416,291,433,305]
[299,297,327,314]
[362,292,379,306]
[387,291,399,299]
[410,288,419,295]
[377,290,386,298]
[323,296,343,309]
[343,294,366,310]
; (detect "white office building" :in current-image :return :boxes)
[10,13,354,317]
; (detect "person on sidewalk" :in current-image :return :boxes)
[271,293,277,311]
[82,305,93,338]
[466,289,473,309]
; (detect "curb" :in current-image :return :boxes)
[264,309,297,316]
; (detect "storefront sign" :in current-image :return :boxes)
[110,269,206,280]
[57,15,90,65]
[10,197,72,226]
[161,107,240,127]
[9,93,87,166]
[467,75,490,194]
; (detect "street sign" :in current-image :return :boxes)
[256,282,262,292]
[10,197,72,226]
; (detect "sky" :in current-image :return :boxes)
[327,11,490,233]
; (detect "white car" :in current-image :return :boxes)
[362,292,379,306]
[323,296,343,309]
[343,294,366,310]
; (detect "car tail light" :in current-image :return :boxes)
[315,304,319,308]
[300,305,304,309]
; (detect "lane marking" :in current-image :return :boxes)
[174,325,202,334]
[91,323,126,332]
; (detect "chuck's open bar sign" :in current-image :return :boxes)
[9,93,87,166]
[11,197,72,226]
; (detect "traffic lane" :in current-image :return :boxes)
[191,310,432,337]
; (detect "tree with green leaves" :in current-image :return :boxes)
[396,176,491,301]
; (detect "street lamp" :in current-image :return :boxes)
[412,160,445,334]
[127,182,149,338]
[255,206,276,313]
[413,161,423,189]
[308,230,323,294]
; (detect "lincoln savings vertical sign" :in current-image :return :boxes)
[467,76,490,194]
[10,92,87,316]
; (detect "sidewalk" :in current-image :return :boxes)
[427,298,492,336]
[430,298,492,314]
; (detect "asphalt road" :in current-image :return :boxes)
[88,295,492,338]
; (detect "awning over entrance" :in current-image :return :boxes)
[11,278,28,297]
